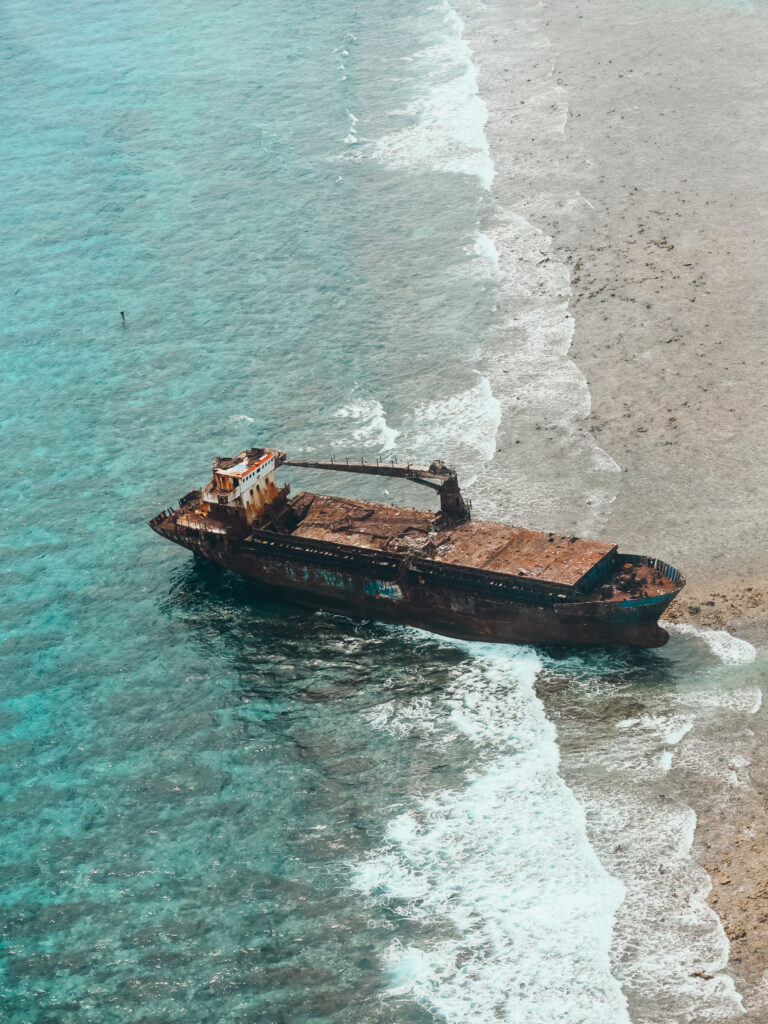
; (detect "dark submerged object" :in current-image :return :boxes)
[149,448,684,648]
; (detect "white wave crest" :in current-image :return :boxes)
[554,663,748,1021]
[330,376,501,479]
[344,107,358,144]
[472,206,621,534]
[367,1,494,189]
[364,696,439,738]
[353,646,629,1024]
[406,374,501,467]
[665,623,757,665]
[453,7,619,534]
[332,400,400,454]
[472,230,499,272]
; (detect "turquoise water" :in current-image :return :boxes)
[1,0,764,1021]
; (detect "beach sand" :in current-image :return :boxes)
[470,0,768,1014]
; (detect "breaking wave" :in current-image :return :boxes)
[332,400,400,454]
[330,375,500,477]
[544,643,760,1023]
[405,373,501,470]
[473,213,621,534]
[665,623,757,665]
[367,1,493,189]
[354,645,629,1024]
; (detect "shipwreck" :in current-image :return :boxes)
[149,447,684,647]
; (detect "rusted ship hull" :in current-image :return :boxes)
[151,515,680,648]
[149,448,684,648]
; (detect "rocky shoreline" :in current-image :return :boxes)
[694,752,768,1022]
[665,578,768,635]
[471,0,768,1014]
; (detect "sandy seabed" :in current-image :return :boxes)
[467,0,768,1016]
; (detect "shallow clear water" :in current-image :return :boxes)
[1,0,764,1021]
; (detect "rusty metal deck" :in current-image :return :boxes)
[288,493,616,591]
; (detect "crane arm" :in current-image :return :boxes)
[283,458,470,520]
[285,459,445,489]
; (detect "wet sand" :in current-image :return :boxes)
[477,0,768,581]
[471,0,768,1013]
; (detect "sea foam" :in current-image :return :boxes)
[354,644,630,1024]
[367,1,493,189]
[547,651,754,1023]
[332,400,400,454]
[406,373,501,467]
[330,375,501,477]
[665,623,757,665]
[473,209,622,535]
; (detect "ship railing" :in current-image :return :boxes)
[409,557,571,605]
[149,508,172,529]
[619,553,686,589]
[148,490,202,530]
[179,489,202,508]
[245,532,398,572]
[244,530,577,605]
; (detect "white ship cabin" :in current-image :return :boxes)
[202,447,286,525]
